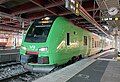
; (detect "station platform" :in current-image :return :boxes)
[0,49,19,63]
[0,49,19,54]
[33,50,120,82]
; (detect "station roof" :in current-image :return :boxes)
[0,0,119,36]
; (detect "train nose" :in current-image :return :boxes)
[26,51,39,55]
[21,51,49,64]
[24,64,55,73]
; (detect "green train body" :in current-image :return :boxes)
[20,16,113,71]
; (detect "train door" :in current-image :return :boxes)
[83,36,88,56]
[84,36,90,56]
[87,36,91,55]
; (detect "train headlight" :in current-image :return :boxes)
[21,46,27,50]
[39,47,48,52]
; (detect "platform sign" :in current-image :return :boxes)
[65,0,80,16]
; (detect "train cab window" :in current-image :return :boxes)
[25,16,57,43]
[67,33,70,45]
[84,36,87,45]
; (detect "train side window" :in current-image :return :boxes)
[96,41,97,47]
[95,41,97,47]
[92,38,94,48]
[97,41,99,47]
[84,36,87,45]
[67,33,70,45]
[74,31,76,35]
[95,41,96,47]
[98,41,100,47]
[99,41,101,47]
[97,41,98,47]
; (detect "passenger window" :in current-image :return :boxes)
[67,33,70,45]
[96,41,97,47]
[95,41,96,47]
[74,31,76,35]
[98,41,99,47]
[95,41,97,48]
[84,36,87,45]
[99,42,101,47]
[97,41,98,47]
[92,38,94,48]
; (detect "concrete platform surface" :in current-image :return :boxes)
[33,50,120,82]
[33,58,96,82]
[67,60,120,82]
[67,60,109,82]
[101,61,120,82]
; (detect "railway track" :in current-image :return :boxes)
[0,61,63,82]
[2,71,47,82]
[0,62,29,81]
[6,66,63,82]
[0,52,85,82]
[0,61,48,82]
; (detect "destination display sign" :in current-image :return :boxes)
[39,20,53,24]
[35,25,51,28]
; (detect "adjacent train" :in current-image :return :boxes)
[20,16,114,72]
[0,37,8,48]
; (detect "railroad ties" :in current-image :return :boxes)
[0,62,28,81]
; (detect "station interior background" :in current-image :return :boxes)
[0,30,22,49]
[0,0,120,82]
[0,0,120,51]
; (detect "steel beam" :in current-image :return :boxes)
[78,5,109,36]
[59,8,100,16]
[12,1,64,15]
[0,12,25,22]
[0,24,25,30]
[0,24,23,33]
[0,6,11,13]
[11,2,38,14]
[29,0,57,15]
[0,0,11,4]
[70,16,100,20]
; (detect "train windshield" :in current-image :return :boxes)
[25,16,57,43]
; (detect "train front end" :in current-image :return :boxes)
[20,16,56,72]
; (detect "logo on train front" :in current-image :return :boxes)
[29,45,35,50]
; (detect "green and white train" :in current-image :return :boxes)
[20,16,113,72]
